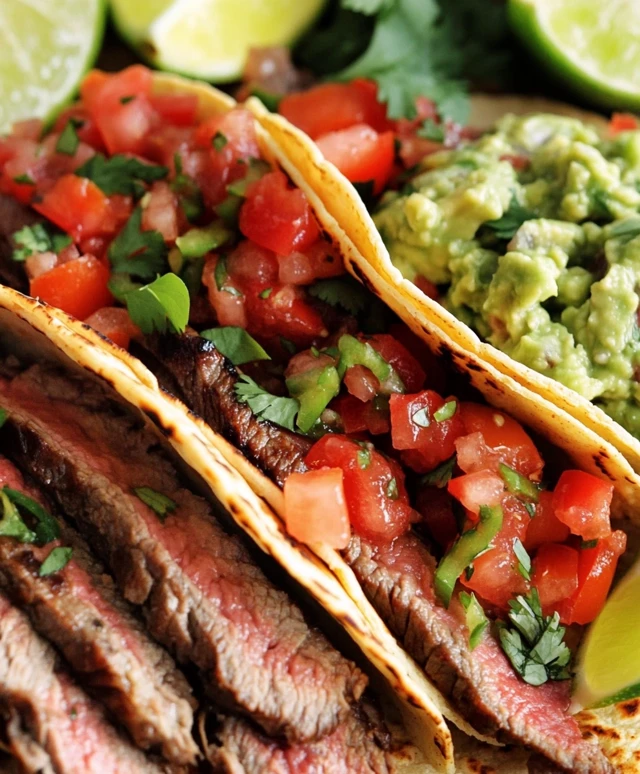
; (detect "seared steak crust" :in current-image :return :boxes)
[142,334,311,487]
[0,591,166,774]
[0,364,366,745]
[0,456,197,765]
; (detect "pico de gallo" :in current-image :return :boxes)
[0,65,626,689]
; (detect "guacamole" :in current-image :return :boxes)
[374,113,640,439]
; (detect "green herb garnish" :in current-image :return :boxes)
[417,119,445,142]
[212,131,228,151]
[434,400,457,422]
[76,154,168,197]
[120,95,135,104]
[513,537,531,581]
[39,546,73,576]
[460,591,488,650]
[55,118,83,155]
[13,173,34,185]
[0,490,36,543]
[175,223,232,259]
[201,327,271,366]
[386,477,399,500]
[12,223,71,262]
[499,588,572,686]
[235,374,299,432]
[3,487,59,544]
[0,408,6,429]
[259,287,273,299]
[499,463,539,503]
[420,455,456,488]
[485,194,535,240]
[134,487,177,522]
[108,208,168,279]
[308,277,369,317]
[357,445,372,469]
[582,538,599,549]
[124,273,190,335]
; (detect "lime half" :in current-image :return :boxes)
[508,0,640,110]
[573,566,640,711]
[111,0,327,83]
[0,0,106,132]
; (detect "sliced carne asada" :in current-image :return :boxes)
[344,533,612,774]
[0,455,198,765]
[0,362,367,745]
[0,590,169,774]
[207,710,393,774]
[140,334,311,488]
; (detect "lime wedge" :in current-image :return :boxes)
[573,566,640,711]
[111,0,328,83]
[0,0,106,132]
[508,0,640,110]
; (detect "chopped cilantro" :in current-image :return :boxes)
[485,194,535,240]
[108,208,167,279]
[259,287,273,299]
[357,445,372,469]
[39,546,73,576]
[498,589,572,686]
[386,477,399,500]
[55,118,83,155]
[124,273,190,335]
[513,537,531,581]
[214,256,228,290]
[0,408,6,429]
[434,400,457,422]
[582,538,599,549]
[108,273,143,302]
[226,159,271,197]
[76,153,168,197]
[13,173,34,185]
[235,374,299,432]
[134,487,177,522]
[524,501,536,518]
[420,455,456,488]
[460,590,487,650]
[11,223,72,262]
[250,88,282,112]
[280,337,297,355]
[417,118,445,142]
[0,490,36,543]
[120,95,135,104]
[309,277,369,317]
[609,217,640,241]
[212,131,228,151]
[201,327,271,366]
[3,487,59,545]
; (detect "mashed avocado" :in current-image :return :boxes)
[374,113,640,438]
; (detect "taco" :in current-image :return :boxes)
[0,67,636,773]
[258,83,640,480]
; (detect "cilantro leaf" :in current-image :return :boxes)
[134,487,177,523]
[39,546,73,576]
[499,589,572,686]
[485,195,535,240]
[76,153,168,197]
[108,208,167,279]
[124,273,190,335]
[201,327,271,366]
[420,455,456,488]
[11,223,72,262]
[0,490,36,543]
[308,277,369,316]
[417,118,445,142]
[343,0,386,13]
[3,487,60,545]
[56,118,83,156]
[235,374,299,432]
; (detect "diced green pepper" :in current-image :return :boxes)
[0,490,36,543]
[336,334,404,393]
[3,487,59,544]
[460,591,488,649]
[286,365,341,433]
[499,463,539,502]
[434,504,503,607]
[215,193,243,226]
[227,159,271,197]
[176,222,232,259]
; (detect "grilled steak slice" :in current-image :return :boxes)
[207,711,393,774]
[141,334,311,487]
[0,591,168,774]
[0,363,366,745]
[344,533,612,774]
[0,193,33,293]
[0,456,198,765]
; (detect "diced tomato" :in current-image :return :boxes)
[25,252,58,280]
[278,251,317,285]
[285,350,335,379]
[447,470,504,518]
[0,137,40,203]
[84,306,140,350]
[279,80,391,140]
[414,275,439,300]
[251,284,327,343]
[531,543,579,615]
[458,403,544,480]
[30,255,112,320]
[149,94,198,126]
[552,470,613,541]
[284,468,350,549]
[301,238,345,279]
[332,394,391,436]
[10,118,43,141]
[388,323,448,395]
[54,106,105,151]
[344,365,380,402]
[305,435,414,542]
[202,256,248,328]
[141,181,179,242]
[396,135,443,169]
[240,171,320,256]
[524,490,570,551]
[33,174,113,241]
[390,391,464,473]
[556,531,627,625]
[368,333,426,393]
[226,240,279,291]
[316,125,395,194]
[415,487,458,549]
[610,113,639,135]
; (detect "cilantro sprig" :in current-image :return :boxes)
[124,273,190,335]
[11,223,72,262]
[485,195,535,240]
[235,375,299,432]
[76,154,168,197]
[108,208,167,279]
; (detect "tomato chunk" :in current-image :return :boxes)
[305,435,413,542]
[552,470,613,541]
[332,394,390,436]
[33,174,112,241]
[368,334,425,393]
[447,470,504,518]
[316,125,395,194]
[458,403,544,479]
[84,306,139,350]
[390,391,464,473]
[149,94,198,126]
[531,543,579,614]
[610,113,639,135]
[239,171,320,256]
[279,80,391,139]
[556,531,627,625]
[30,256,112,320]
[524,490,570,551]
[284,468,350,549]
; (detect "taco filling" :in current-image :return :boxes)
[0,66,625,772]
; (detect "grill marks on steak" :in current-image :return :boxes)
[0,591,167,774]
[0,456,198,765]
[142,334,311,487]
[208,712,393,774]
[344,533,612,774]
[0,363,366,745]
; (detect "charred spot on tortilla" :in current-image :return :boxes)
[593,454,609,476]
[620,698,640,717]
[141,407,174,438]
